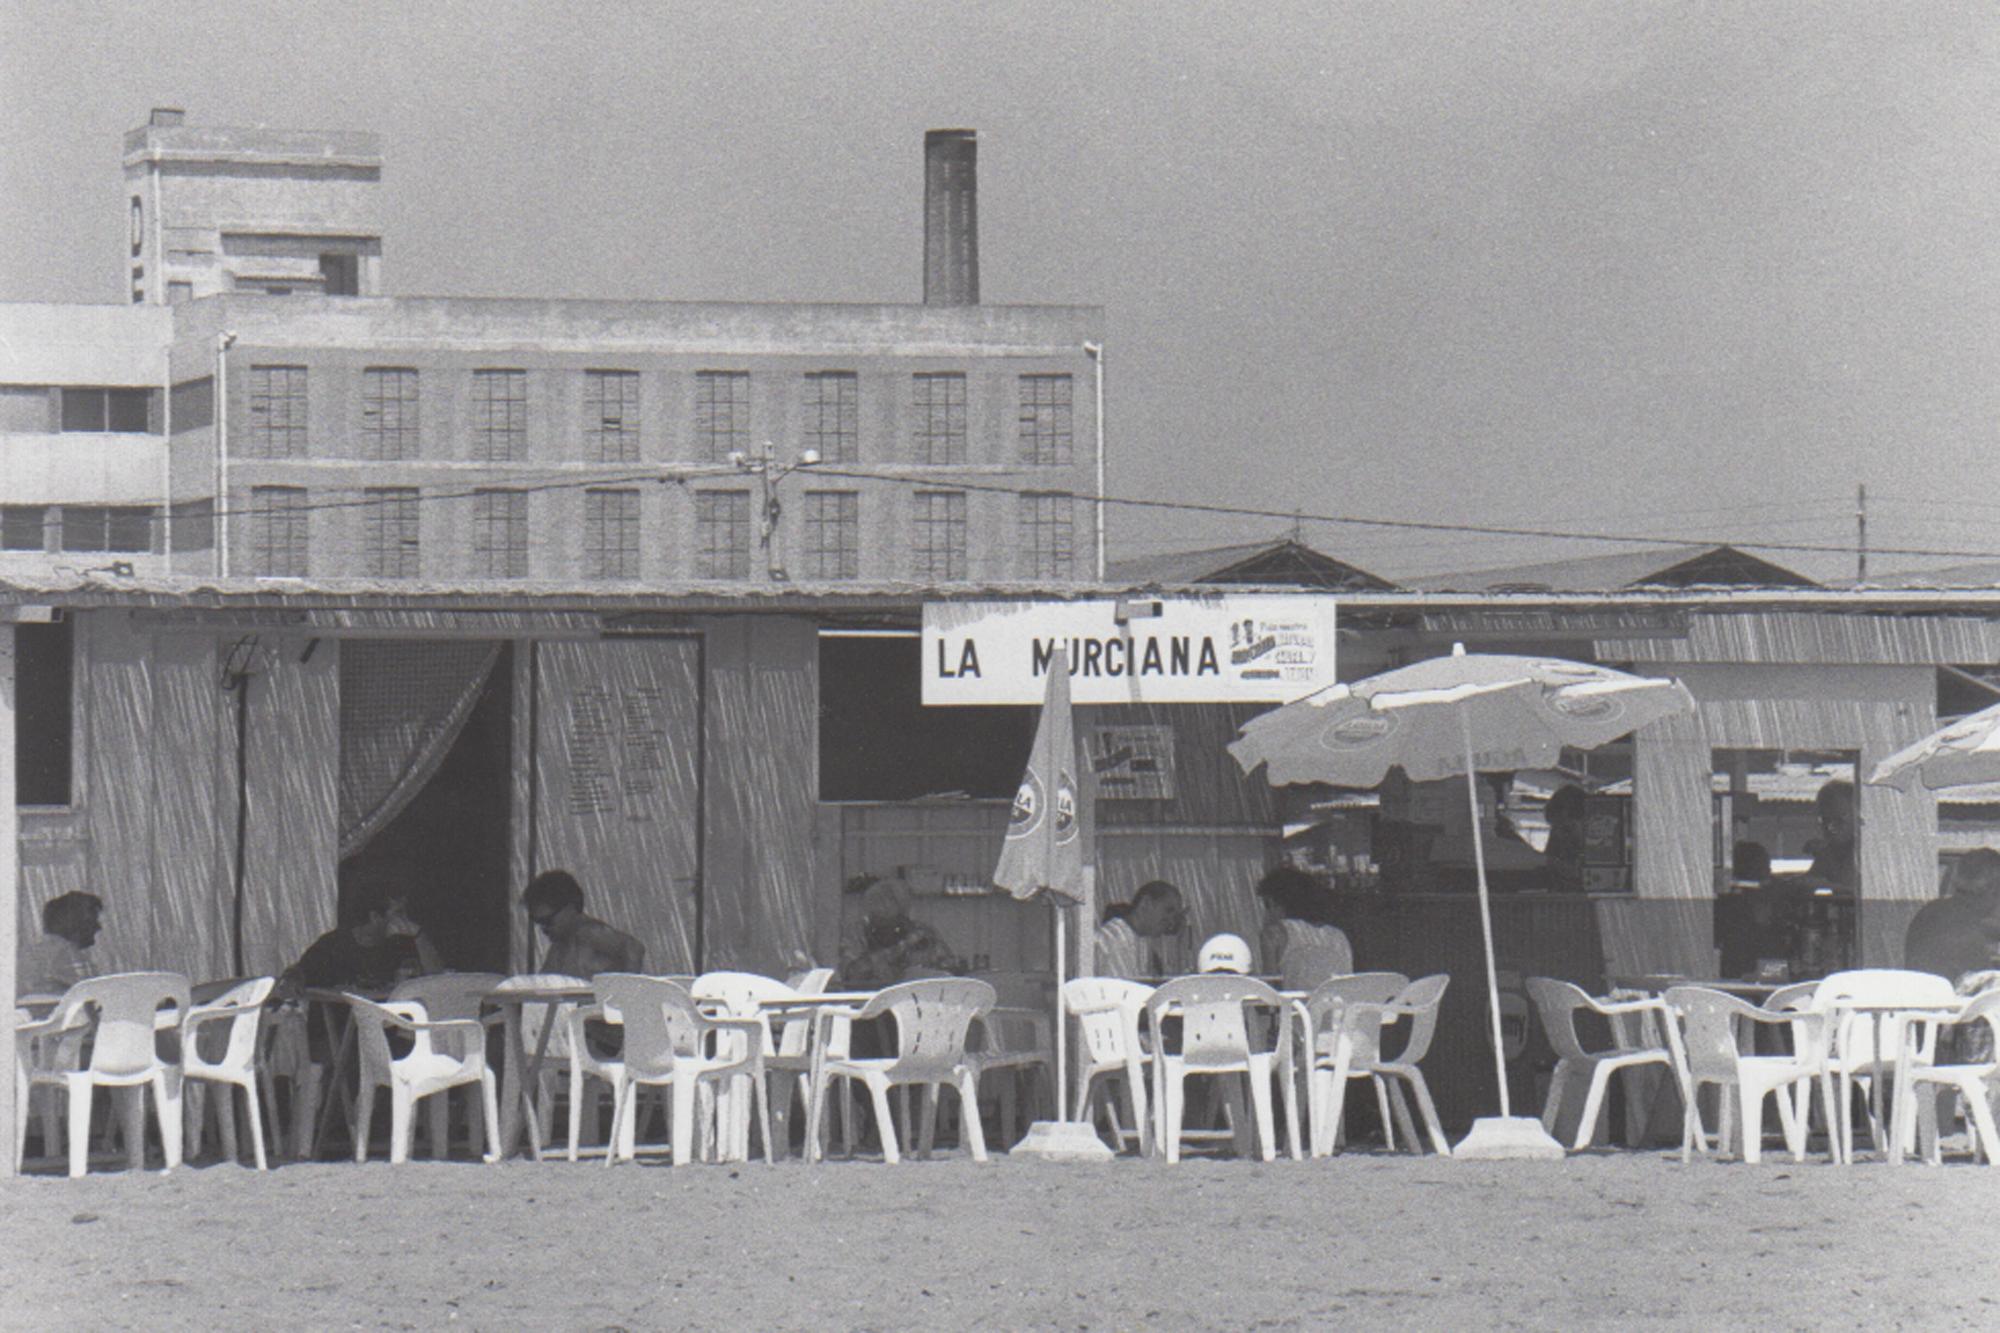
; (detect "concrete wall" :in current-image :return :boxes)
[199,294,1102,584]
[125,118,383,304]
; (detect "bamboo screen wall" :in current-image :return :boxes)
[1624,661,1938,970]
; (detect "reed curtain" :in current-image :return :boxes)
[338,640,501,859]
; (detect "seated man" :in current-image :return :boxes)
[1094,880,1185,980]
[281,876,441,997]
[17,890,104,996]
[523,869,646,978]
[1907,849,2000,987]
[836,876,957,988]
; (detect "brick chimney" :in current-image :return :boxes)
[923,129,978,306]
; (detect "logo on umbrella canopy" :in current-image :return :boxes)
[1550,692,1623,722]
[1009,772,1044,839]
[1319,712,1397,752]
[1053,769,1078,845]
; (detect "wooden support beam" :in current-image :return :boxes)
[1,626,19,1177]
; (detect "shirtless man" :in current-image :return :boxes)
[523,869,646,977]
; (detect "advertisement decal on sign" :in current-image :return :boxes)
[922,596,1336,706]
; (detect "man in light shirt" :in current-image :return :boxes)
[1093,880,1185,980]
[17,891,104,996]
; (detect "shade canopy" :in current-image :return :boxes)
[1869,699,2000,792]
[1228,645,1696,1155]
[1228,648,1696,787]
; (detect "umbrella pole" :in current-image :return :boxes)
[1053,900,1069,1119]
[1461,711,1512,1118]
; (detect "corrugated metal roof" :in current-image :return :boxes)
[1108,538,1397,590]
[1863,561,2000,591]
[1408,544,1817,593]
[1602,610,2000,664]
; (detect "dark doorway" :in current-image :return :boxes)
[347,643,515,971]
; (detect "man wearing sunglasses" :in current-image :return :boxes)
[522,869,645,978]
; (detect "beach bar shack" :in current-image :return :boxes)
[8,573,2000,1144]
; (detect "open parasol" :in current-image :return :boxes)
[1229,644,1696,1159]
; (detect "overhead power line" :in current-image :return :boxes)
[49,463,2000,565]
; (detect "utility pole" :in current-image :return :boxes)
[1856,483,1868,584]
[728,442,820,580]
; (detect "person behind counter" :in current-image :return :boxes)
[1906,849,2000,988]
[836,875,960,988]
[1542,784,1590,894]
[17,890,105,997]
[1804,779,1858,890]
[1094,880,1186,981]
[1256,865,1351,983]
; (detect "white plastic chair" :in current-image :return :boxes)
[14,1000,88,1171]
[1298,972,1408,1154]
[805,978,995,1164]
[785,966,836,994]
[1308,974,1450,1158]
[1813,969,1957,1162]
[345,994,501,1166]
[182,976,277,1170]
[598,974,772,1167]
[967,971,1055,1147]
[1663,985,1834,1165]
[492,973,588,1157]
[389,972,506,1160]
[23,972,191,1178]
[1527,977,1673,1152]
[1063,977,1155,1155]
[693,970,801,1160]
[1146,975,1301,1163]
[1897,989,2000,1165]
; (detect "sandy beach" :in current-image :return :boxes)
[3,1149,1996,1331]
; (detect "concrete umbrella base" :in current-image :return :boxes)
[1011,1120,1116,1162]
[1453,1115,1567,1161]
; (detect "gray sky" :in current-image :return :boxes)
[4,1,1996,579]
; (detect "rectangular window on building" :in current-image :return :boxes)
[58,506,156,554]
[695,491,751,579]
[912,490,967,581]
[1018,373,1073,466]
[59,387,152,433]
[15,619,73,807]
[472,369,528,462]
[584,370,642,464]
[803,371,859,464]
[1019,492,1075,578]
[362,487,421,578]
[471,490,528,579]
[169,499,215,553]
[3,505,46,551]
[319,252,360,296]
[694,370,750,463]
[360,367,420,460]
[584,488,640,580]
[803,491,859,581]
[912,372,967,465]
[249,486,309,576]
[246,366,309,458]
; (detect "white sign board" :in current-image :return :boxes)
[922,597,1337,705]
